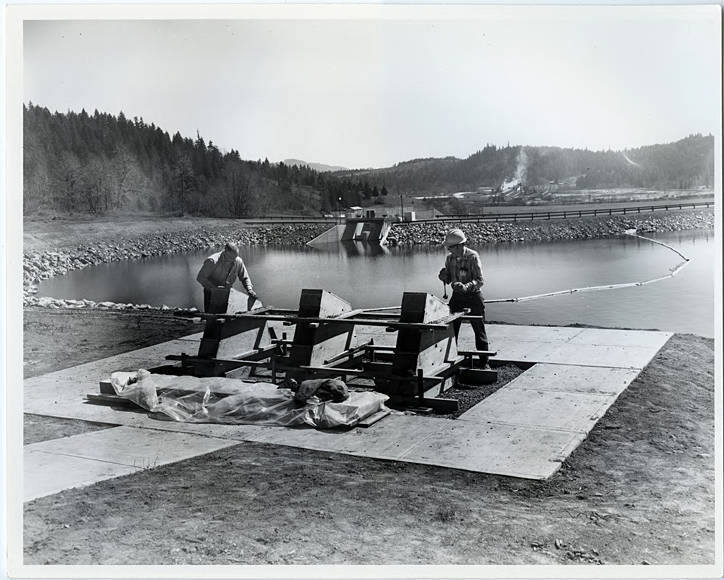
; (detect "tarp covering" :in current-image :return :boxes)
[110,370,388,429]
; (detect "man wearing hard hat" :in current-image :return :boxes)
[438,228,490,368]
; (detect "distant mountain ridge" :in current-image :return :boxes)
[283,159,348,173]
[334,136,715,195]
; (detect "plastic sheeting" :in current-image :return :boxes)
[110,370,388,429]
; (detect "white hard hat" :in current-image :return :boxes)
[444,228,467,247]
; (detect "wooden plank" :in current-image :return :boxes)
[289,289,355,369]
[459,368,498,385]
[86,393,137,406]
[423,397,458,413]
[298,289,351,318]
[166,355,269,367]
[388,397,458,413]
[356,409,391,428]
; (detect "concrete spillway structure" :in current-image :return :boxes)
[307,218,392,246]
[306,225,346,245]
[341,218,392,243]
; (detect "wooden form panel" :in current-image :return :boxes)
[197,288,271,367]
[288,289,355,368]
[392,292,457,377]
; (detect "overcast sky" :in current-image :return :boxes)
[23,7,721,168]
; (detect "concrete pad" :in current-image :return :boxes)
[22,324,673,482]
[175,331,204,343]
[529,342,663,369]
[24,425,239,468]
[486,324,585,344]
[568,328,672,349]
[399,421,586,480]
[24,449,140,502]
[458,388,615,433]
[489,341,550,363]
[244,414,443,460]
[24,426,240,501]
[502,363,640,396]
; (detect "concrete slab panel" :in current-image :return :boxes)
[24,449,139,502]
[486,324,585,343]
[489,341,550,363]
[568,328,672,349]
[174,332,204,344]
[399,421,586,479]
[243,414,444,460]
[503,363,640,396]
[458,388,615,433]
[530,343,662,369]
[24,426,239,469]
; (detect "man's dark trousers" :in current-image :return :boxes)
[448,291,489,365]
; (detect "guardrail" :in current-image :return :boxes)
[405,201,714,225]
[243,217,339,225]
[237,200,713,226]
[249,215,332,220]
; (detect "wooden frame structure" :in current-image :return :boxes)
[166,288,497,412]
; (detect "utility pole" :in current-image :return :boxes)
[399,193,404,219]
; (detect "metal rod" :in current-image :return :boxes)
[194,312,452,330]
[297,365,366,375]
[323,344,369,365]
[360,306,401,312]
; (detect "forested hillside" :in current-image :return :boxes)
[337,136,715,195]
[23,104,382,216]
[23,104,714,217]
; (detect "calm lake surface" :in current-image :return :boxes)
[39,230,716,337]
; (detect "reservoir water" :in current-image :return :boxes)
[39,230,716,337]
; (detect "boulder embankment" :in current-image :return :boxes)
[388,208,714,245]
[23,209,713,309]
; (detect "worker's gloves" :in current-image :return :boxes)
[451,282,465,293]
[247,290,258,299]
[438,268,450,283]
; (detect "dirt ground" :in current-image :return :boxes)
[23,307,204,379]
[22,215,250,252]
[21,308,716,566]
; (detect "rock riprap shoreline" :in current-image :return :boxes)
[388,209,714,245]
[24,209,713,309]
[23,224,329,309]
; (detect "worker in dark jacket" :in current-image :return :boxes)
[438,228,490,367]
[196,242,257,312]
